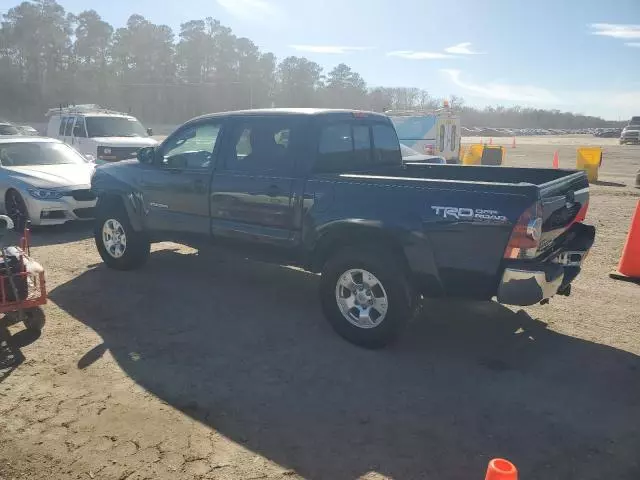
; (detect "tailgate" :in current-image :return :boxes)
[537,170,589,254]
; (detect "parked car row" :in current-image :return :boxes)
[461,126,623,137]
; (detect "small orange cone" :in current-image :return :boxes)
[610,199,640,283]
[485,458,518,480]
[511,137,516,149]
[552,151,559,169]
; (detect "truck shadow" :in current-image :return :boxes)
[49,248,640,480]
[27,222,93,248]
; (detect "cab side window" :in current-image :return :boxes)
[224,118,297,174]
[316,123,353,172]
[64,116,75,137]
[161,122,221,170]
[73,118,87,138]
[58,117,67,136]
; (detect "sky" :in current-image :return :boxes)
[28,0,640,119]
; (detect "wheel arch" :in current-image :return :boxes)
[95,192,144,231]
[309,222,410,274]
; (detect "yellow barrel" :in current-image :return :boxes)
[462,144,484,165]
[576,147,602,182]
[458,145,466,163]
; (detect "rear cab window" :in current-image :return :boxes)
[315,118,400,172]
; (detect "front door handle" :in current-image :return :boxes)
[265,185,281,197]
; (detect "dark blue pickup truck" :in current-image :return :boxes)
[91,109,595,348]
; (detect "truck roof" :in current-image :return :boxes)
[189,108,389,122]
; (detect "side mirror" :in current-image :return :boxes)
[137,146,156,165]
[146,128,153,136]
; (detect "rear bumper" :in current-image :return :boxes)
[497,264,564,306]
[497,223,595,306]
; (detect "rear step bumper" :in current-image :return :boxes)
[497,223,595,306]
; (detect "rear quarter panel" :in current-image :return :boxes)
[303,175,533,298]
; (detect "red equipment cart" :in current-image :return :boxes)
[0,217,46,329]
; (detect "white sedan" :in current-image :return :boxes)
[0,136,97,228]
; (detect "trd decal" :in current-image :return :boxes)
[431,206,508,222]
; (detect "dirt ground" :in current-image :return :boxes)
[0,136,639,480]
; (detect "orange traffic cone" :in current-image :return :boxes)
[552,151,559,169]
[610,199,640,283]
[485,458,518,480]
[511,137,516,149]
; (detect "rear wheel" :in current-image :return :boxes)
[95,204,149,270]
[320,247,414,349]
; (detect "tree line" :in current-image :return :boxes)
[0,0,621,128]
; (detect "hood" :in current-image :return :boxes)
[88,136,158,147]
[4,163,95,189]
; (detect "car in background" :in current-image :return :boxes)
[400,143,445,164]
[620,118,640,145]
[17,125,39,136]
[0,136,97,227]
[45,104,157,164]
[0,123,20,136]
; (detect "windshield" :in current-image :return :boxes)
[0,142,87,166]
[85,117,147,138]
[0,124,20,135]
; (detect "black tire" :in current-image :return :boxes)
[5,189,29,232]
[95,203,150,270]
[320,247,414,349]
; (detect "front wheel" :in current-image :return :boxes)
[95,206,150,270]
[320,247,414,349]
[5,190,29,231]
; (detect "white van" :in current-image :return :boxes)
[388,107,461,163]
[45,105,158,163]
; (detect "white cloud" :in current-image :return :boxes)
[387,50,455,60]
[444,42,485,55]
[441,69,640,119]
[626,42,640,47]
[589,23,640,39]
[290,45,370,54]
[216,0,283,22]
[441,69,558,104]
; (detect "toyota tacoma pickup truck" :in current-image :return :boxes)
[91,109,595,348]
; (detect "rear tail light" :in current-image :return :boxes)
[504,202,542,259]
[574,201,588,223]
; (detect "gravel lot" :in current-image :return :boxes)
[0,137,639,480]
